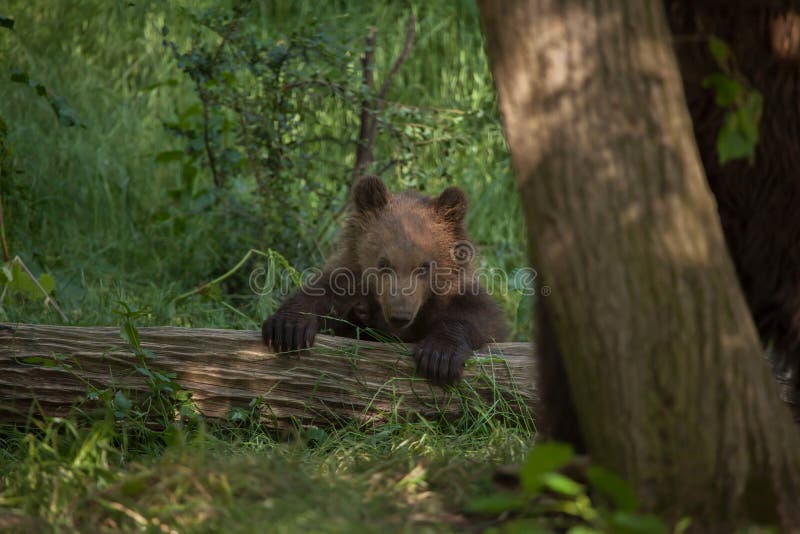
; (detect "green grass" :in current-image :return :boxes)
[1,412,532,532]
[0,1,535,531]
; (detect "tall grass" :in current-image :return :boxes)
[1,0,528,333]
[0,1,534,530]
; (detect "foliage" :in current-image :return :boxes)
[0,256,59,321]
[702,35,763,164]
[0,14,80,322]
[468,444,686,534]
[0,0,536,530]
[159,3,361,270]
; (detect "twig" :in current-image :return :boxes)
[351,14,416,186]
[199,89,223,188]
[198,16,240,191]
[171,248,299,306]
[11,256,67,322]
[352,27,378,183]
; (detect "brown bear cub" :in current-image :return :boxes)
[262,176,509,384]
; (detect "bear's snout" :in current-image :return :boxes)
[381,295,420,330]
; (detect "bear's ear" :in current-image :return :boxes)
[352,176,389,213]
[434,186,468,224]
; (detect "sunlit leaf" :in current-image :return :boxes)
[541,472,584,496]
[19,356,57,367]
[520,442,574,494]
[37,273,55,294]
[10,262,40,298]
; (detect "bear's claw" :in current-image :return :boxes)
[413,336,472,385]
[262,311,319,353]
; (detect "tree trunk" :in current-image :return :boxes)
[0,323,534,429]
[478,0,800,529]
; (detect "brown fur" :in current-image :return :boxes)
[262,176,509,384]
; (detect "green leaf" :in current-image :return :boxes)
[541,472,584,497]
[674,517,692,534]
[120,321,141,350]
[19,356,57,367]
[37,273,55,294]
[465,493,527,514]
[10,262,40,298]
[135,366,154,378]
[701,73,742,107]
[708,35,731,69]
[587,465,638,512]
[113,390,132,417]
[155,150,185,163]
[717,111,757,164]
[607,511,668,534]
[520,443,575,494]
[0,15,14,29]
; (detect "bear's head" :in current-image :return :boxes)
[347,176,474,331]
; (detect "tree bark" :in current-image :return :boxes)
[0,323,534,429]
[478,0,800,530]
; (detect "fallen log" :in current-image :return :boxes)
[0,323,536,429]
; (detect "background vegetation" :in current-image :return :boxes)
[0,0,529,334]
[1,1,657,532]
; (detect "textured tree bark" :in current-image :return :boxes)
[478,0,800,529]
[0,323,534,429]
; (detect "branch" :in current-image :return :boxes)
[199,88,223,188]
[351,14,417,186]
[0,324,536,429]
[352,26,378,184]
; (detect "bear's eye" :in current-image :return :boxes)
[377,257,390,269]
[417,262,431,275]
